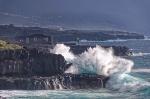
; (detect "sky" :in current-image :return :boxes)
[0,0,150,35]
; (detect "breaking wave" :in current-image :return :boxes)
[51,44,133,76]
[51,44,150,92]
[106,74,150,93]
[50,44,75,61]
[132,68,150,73]
[132,52,150,57]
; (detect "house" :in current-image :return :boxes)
[16,34,54,45]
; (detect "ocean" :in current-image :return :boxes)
[0,39,150,99]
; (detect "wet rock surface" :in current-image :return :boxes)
[0,74,108,90]
[0,48,109,90]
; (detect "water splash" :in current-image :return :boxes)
[51,44,150,93]
[51,78,63,90]
[51,44,133,76]
[106,74,150,92]
[50,44,75,61]
[132,52,150,57]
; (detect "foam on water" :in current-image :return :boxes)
[144,36,150,40]
[132,69,150,73]
[132,52,150,57]
[106,74,150,92]
[51,44,150,93]
[101,39,128,42]
[51,44,133,76]
[0,90,135,99]
[99,38,150,43]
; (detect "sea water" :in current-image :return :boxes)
[0,39,150,99]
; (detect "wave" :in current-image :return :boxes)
[132,52,150,57]
[0,90,51,98]
[100,39,128,42]
[77,37,150,46]
[50,44,76,61]
[132,69,150,73]
[106,74,150,93]
[100,37,150,43]
[50,44,150,94]
[144,36,150,40]
[51,44,133,76]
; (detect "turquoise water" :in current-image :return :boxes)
[0,89,144,99]
[0,89,149,99]
[0,39,150,99]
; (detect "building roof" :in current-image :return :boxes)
[27,34,50,38]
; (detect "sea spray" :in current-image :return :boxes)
[106,74,150,92]
[50,44,150,92]
[132,52,150,57]
[70,46,133,76]
[50,44,75,61]
[51,44,134,76]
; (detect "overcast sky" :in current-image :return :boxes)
[0,0,150,35]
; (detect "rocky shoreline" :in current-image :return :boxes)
[0,74,109,90]
[0,48,69,77]
[0,24,144,42]
[0,40,131,90]
[0,46,109,90]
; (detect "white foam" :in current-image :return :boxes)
[50,44,76,61]
[51,44,134,76]
[132,52,150,57]
[102,39,127,42]
[51,44,150,92]
[0,90,50,98]
[144,36,150,40]
[106,74,150,92]
[132,68,150,73]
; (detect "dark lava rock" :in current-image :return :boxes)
[0,48,70,77]
[0,74,109,90]
[0,47,109,90]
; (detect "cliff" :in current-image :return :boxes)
[0,40,70,76]
[0,48,69,77]
[0,40,108,90]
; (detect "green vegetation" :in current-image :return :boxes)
[0,40,22,50]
